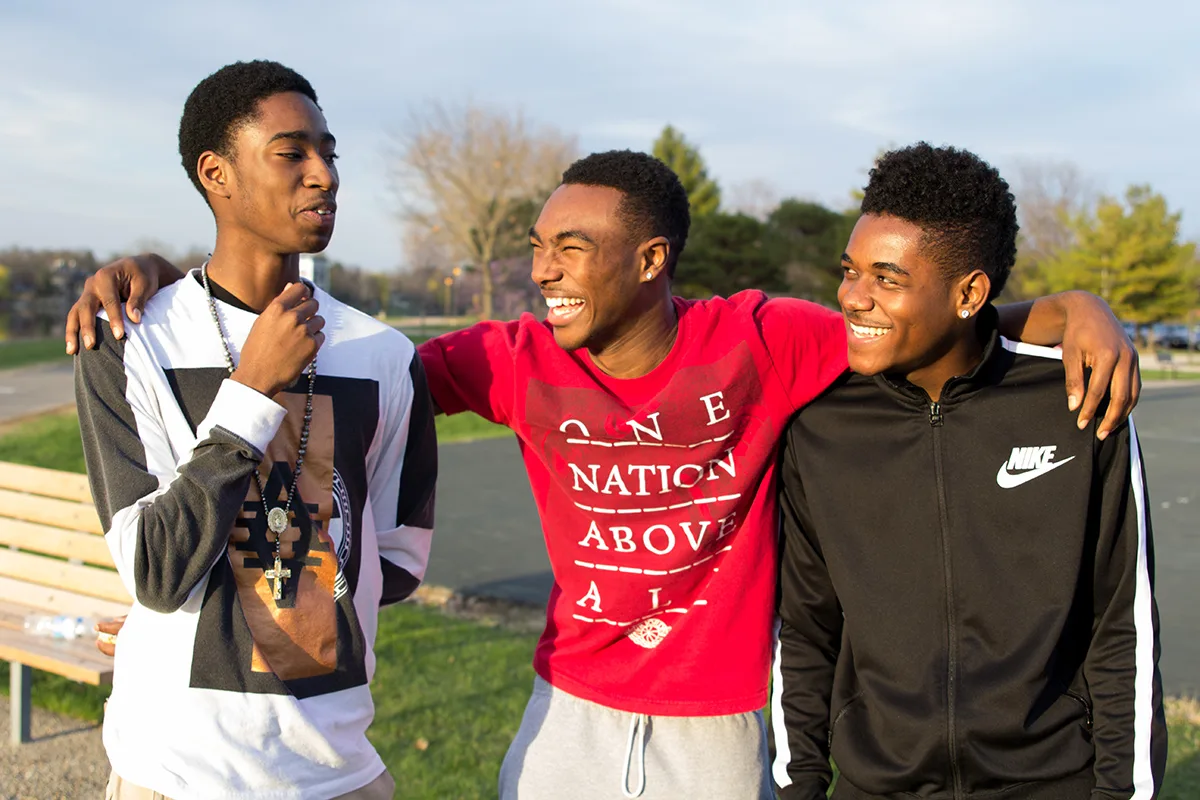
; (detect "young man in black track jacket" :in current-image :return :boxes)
[772,143,1167,800]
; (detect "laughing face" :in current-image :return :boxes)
[530,183,656,352]
[207,91,339,254]
[838,213,986,393]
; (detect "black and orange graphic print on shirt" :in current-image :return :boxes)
[166,369,377,698]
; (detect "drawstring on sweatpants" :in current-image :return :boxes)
[621,712,648,798]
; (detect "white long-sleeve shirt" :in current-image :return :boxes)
[74,271,437,799]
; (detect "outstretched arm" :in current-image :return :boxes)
[997,291,1139,440]
[416,321,522,428]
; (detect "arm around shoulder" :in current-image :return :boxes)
[756,297,848,412]
[996,292,1140,438]
[416,319,524,426]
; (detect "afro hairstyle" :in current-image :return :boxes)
[178,60,319,202]
[561,150,691,277]
[861,142,1018,299]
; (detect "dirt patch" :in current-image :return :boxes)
[408,584,546,633]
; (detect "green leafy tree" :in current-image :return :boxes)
[1035,185,1199,325]
[652,125,721,217]
[675,212,784,298]
[765,200,858,305]
[0,264,9,302]
[491,197,543,261]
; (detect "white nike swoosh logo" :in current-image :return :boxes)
[996,456,1076,489]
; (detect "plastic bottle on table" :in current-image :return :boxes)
[23,614,94,640]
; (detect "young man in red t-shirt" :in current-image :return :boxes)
[68,150,1138,799]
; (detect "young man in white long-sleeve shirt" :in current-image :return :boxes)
[75,60,436,800]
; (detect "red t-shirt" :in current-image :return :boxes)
[419,291,847,715]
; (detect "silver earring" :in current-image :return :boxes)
[960,310,971,319]
[645,272,654,280]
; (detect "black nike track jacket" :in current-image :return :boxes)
[773,320,1168,800]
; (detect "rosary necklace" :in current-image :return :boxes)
[201,264,317,603]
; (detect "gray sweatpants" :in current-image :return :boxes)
[499,676,773,799]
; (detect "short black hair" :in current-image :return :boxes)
[561,150,691,277]
[861,142,1018,299]
[178,60,319,201]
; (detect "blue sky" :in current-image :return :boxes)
[2,0,1198,270]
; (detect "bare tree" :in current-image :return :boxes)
[391,102,577,318]
[400,223,457,272]
[1009,160,1097,299]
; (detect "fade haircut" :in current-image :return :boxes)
[178,60,319,202]
[861,142,1018,299]
[561,150,691,277]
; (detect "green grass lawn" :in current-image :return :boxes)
[436,411,510,443]
[368,605,535,797]
[0,338,71,370]
[0,414,1198,797]
[1164,698,1200,800]
[0,408,87,472]
[1143,369,1200,381]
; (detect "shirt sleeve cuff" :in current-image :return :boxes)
[777,777,830,800]
[196,379,288,455]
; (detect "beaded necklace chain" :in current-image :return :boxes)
[201,264,316,603]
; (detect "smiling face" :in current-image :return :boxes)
[838,213,989,394]
[530,183,665,351]
[201,91,339,254]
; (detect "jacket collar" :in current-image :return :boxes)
[873,304,1011,406]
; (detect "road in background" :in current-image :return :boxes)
[0,361,74,423]
[1131,384,1200,696]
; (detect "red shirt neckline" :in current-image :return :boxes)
[569,298,692,406]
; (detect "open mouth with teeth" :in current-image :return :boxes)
[299,206,336,228]
[545,296,587,325]
[848,320,892,339]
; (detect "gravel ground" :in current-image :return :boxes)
[0,696,107,800]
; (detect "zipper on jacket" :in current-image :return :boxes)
[930,405,962,797]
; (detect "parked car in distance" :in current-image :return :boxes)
[1151,323,1192,349]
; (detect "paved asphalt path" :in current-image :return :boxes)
[1130,384,1200,696]
[430,383,1200,696]
[0,360,75,423]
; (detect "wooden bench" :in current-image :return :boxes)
[0,461,130,744]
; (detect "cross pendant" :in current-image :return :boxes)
[264,554,292,601]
